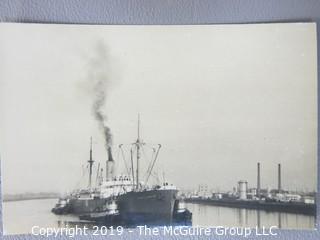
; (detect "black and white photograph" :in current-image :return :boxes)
[0,22,317,235]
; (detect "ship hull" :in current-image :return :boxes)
[117,189,178,225]
[66,189,178,225]
[68,198,107,214]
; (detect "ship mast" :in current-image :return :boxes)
[88,137,94,189]
[136,114,141,189]
[131,115,160,188]
[130,148,135,188]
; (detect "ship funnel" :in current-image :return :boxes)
[107,146,114,162]
[106,146,115,181]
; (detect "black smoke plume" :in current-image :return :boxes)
[90,43,113,149]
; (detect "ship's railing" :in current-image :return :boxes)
[100,180,132,188]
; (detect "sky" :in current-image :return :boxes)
[0,23,317,194]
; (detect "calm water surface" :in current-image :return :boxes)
[3,199,315,235]
[185,203,315,229]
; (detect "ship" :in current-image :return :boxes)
[52,117,190,225]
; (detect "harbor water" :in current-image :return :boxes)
[3,199,316,235]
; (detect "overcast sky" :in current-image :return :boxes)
[0,23,317,194]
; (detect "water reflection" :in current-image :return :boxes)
[238,209,247,226]
[278,212,282,229]
[186,203,315,229]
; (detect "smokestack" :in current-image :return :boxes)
[257,162,261,199]
[278,163,281,193]
[107,146,114,162]
[106,146,114,181]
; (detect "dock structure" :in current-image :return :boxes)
[185,162,316,216]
